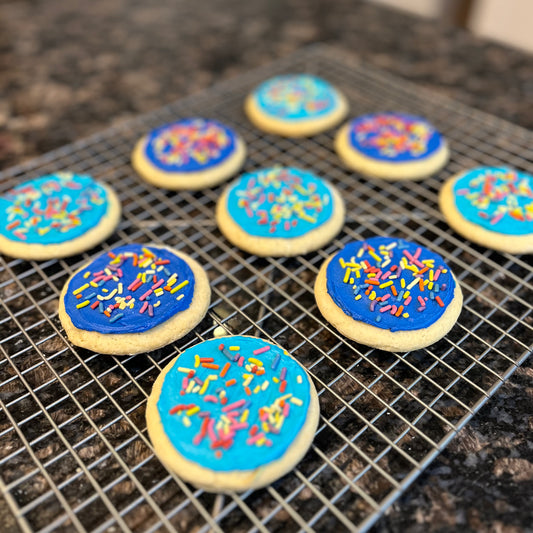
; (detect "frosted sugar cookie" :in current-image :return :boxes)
[335,113,449,180]
[216,166,345,257]
[315,237,462,352]
[59,243,211,355]
[439,167,533,254]
[132,118,246,190]
[245,74,348,137]
[0,172,121,260]
[146,335,319,492]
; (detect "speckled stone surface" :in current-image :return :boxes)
[0,1,531,532]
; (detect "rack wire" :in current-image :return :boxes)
[0,44,531,533]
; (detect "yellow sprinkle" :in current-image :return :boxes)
[297,375,303,384]
[357,246,364,258]
[208,375,218,381]
[349,277,354,284]
[171,280,189,294]
[241,409,249,423]
[428,282,434,290]
[194,354,200,368]
[429,270,434,281]
[104,268,111,276]
[424,279,430,286]
[407,278,419,290]
[182,416,191,428]
[339,258,346,268]
[343,268,352,283]
[248,357,264,366]
[243,375,253,387]
[199,378,210,395]
[253,385,261,394]
[355,294,362,300]
[403,290,410,299]
[73,283,89,295]
[400,278,406,289]
[90,281,98,288]
[229,346,240,351]
[262,422,269,432]
[261,380,269,391]
[177,367,193,373]
[186,381,195,393]
[380,281,393,288]
[186,406,200,416]
[273,377,280,383]
[369,291,376,301]
[83,271,91,279]
[76,300,90,309]
[356,269,361,278]
[290,397,303,406]
[442,268,448,273]
[367,272,376,278]
[102,288,108,293]
[155,288,164,296]
[368,250,381,263]
[403,313,409,318]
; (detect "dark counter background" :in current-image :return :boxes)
[0,0,532,532]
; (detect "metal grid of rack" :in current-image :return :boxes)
[0,45,531,533]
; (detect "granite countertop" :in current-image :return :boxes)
[0,0,532,532]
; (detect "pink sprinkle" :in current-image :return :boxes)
[404,296,412,306]
[203,395,218,403]
[284,221,290,231]
[246,432,265,445]
[253,345,270,355]
[230,422,249,431]
[375,271,382,280]
[127,279,139,290]
[222,399,246,412]
[390,305,397,315]
[148,305,154,317]
[417,306,426,312]
[207,419,217,442]
[417,296,425,306]
[283,403,290,417]
[151,279,164,290]
[238,356,245,367]
[93,275,106,283]
[382,270,392,281]
[433,269,441,281]
[413,247,422,260]
[140,289,153,301]
[245,207,253,218]
[93,270,104,277]
[370,301,377,312]
[260,412,269,422]
[182,377,188,389]
[381,293,391,302]
[139,301,149,314]
[380,305,392,313]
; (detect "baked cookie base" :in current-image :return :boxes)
[58,246,211,355]
[146,335,320,493]
[216,181,345,257]
[0,183,121,261]
[315,255,463,352]
[334,123,449,181]
[439,175,533,254]
[244,93,349,138]
[131,136,246,190]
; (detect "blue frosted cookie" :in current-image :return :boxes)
[0,172,121,260]
[59,243,211,355]
[216,166,345,256]
[335,113,449,180]
[315,236,463,351]
[146,335,319,492]
[245,74,348,137]
[132,118,246,190]
[439,166,533,254]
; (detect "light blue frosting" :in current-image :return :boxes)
[453,167,533,236]
[0,173,109,244]
[254,74,340,120]
[157,336,312,471]
[225,167,334,238]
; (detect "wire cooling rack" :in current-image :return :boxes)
[0,44,532,533]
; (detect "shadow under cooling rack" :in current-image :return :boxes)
[0,44,532,533]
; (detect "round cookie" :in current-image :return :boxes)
[216,166,345,257]
[439,166,533,254]
[315,237,463,352]
[146,335,319,492]
[245,74,348,137]
[335,112,449,180]
[0,172,121,260]
[59,243,211,355]
[132,118,246,190]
